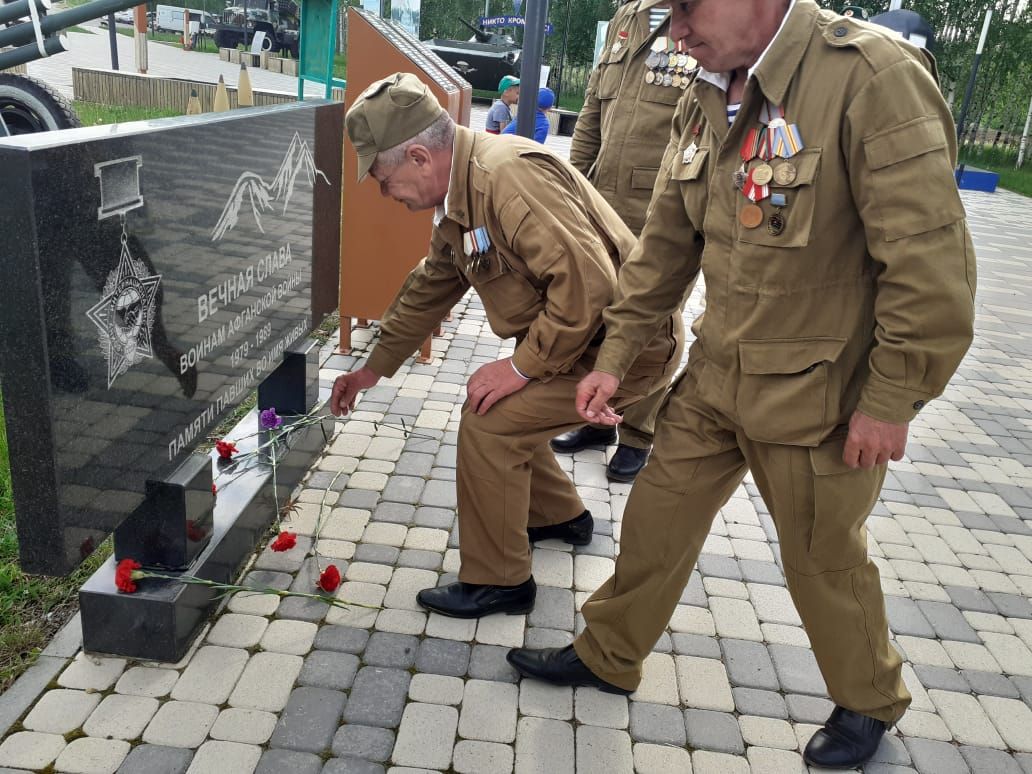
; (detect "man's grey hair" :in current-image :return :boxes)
[374,112,455,173]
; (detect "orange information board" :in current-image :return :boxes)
[338,8,472,359]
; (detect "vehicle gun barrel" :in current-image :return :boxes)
[457,17,492,44]
[0,33,66,69]
[0,0,140,51]
[0,0,51,27]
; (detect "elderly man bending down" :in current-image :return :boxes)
[331,73,682,619]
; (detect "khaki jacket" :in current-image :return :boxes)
[570,1,679,236]
[366,126,680,383]
[596,0,976,446]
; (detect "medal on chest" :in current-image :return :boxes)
[735,101,806,230]
[682,125,702,166]
[462,226,492,273]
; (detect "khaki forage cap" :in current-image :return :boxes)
[345,72,446,182]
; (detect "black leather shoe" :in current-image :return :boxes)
[606,444,650,482]
[416,578,536,619]
[527,510,593,546]
[803,706,889,769]
[550,425,617,453]
[506,645,631,695]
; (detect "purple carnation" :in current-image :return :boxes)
[260,408,283,430]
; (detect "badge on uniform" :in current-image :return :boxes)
[462,226,492,273]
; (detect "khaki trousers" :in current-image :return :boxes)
[573,368,912,724]
[615,384,667,449]
[455,359,668,586]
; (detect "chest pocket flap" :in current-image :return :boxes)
[598,47,628,99]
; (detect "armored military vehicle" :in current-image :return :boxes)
[425,18,520,92]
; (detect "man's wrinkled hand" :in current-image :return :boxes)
[466,358,530,415]
[842,410,909,468]
[575,371,622,425]
[330,366,380,418]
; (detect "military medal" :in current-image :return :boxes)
[773,163,797,186]
[645,71,656,84]
[671,74,681,88]
[740,204,764,229]
[751,163,774,186]
[662,72,673,87]
[462,227,492,273]
[743,168,770,202]
[767,193,788,235]
[732,164,747,190]
[762,103,805,158]
[682,143,698,165]
[651,37,667,52]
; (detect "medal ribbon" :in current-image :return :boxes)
[743,170,769,203]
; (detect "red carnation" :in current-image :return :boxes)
[270,531,297,552]
[317,564,341,592]
[215,440,238,459]
[115,558,143,593]
[212,483,217,495]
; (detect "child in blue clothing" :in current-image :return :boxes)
[502,87,555,144]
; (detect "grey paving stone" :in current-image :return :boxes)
[904,738,970,774]
[468,644,519,683]
[277,595,331,622]
[961,669,1020,698]
[732,687,788,719]
[397,549,442,570]
[394,452,434,476]
[337,490,380,510]
[945,585,997,614]
[420,479,457,508]
[371,502,415,525]
[363,386,399,403]
[652,632,673,653]
[243,570,293,591]
[915,600,981,642]
[528,586,575,631]
[342,667,410,728]
[415,638,470,677]
[959,746,1024,774]
[684,708,745,754]
[768,644,827,696]
[255,749,323,774]
[353,544,400,565]
[913,665,969,692]
[432,466,457,481]
[1017,753,1032,774]
[269,687,347,753]
[871,734,911,766]
[381,476,424,505]
[1013,676,1032,705]
[738,559,784,585]
[671,634,722,659]
[362,632,419,669]
[313,625,369,655]
[628,702,687,746]
[413,507,455,529]
[577,535,617,557]
[720,639,779,691]
[324,354,358,371]
[990,514,1032,534]
[254,535,314,572]
[308,471,351,491]
[863,763,916,774]
[299,651,360,691]
[525,627,574,649]
[592,519,614,537]
[389,397,424,416]
[697,554,742,580]
[987,592,1032,619]
[116,744,193,774]
[957,512,999,531]
[884,596,936,638]
[405,435,443,455]
[785,694,834,724]
[330,725,395,762]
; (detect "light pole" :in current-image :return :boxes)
[515,0,547,138]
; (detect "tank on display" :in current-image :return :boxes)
[212,0,300,58]
[424,19,520,92]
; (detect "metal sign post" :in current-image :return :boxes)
[514,0,547,139]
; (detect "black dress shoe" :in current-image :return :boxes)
[416,578,536,619]
[527,510,593,546]
[550,425,618,453]
[506,645,631,695]
[606,444,649,482]
[803,706,889,769]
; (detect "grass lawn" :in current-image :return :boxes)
[113,26,219,54]
[73,101,183,125]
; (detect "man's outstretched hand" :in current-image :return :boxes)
[575,370,622,425]
[330,366,380,417]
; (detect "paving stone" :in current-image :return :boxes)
[254,749,323,774]
[228,652,304,712]
[298,650,360,691]
[383,568,438,611]
[324,581,386,629]
[574,686,628,729]
[420,480,457,508]
[988,591,1032,619]
[206,613,269,648]
[82,694,159,740]
[353,543,400,566]
[628,702,686,746]
[784,694,834,724]
[916,600,981,642]
[0,732,65,770]
[675,656,734,711]
[514,717,573,774]
[632,743,692,774]
[685,708,745,754]
[720,638,779,691]
[409,674,465,705]
[269,687,348,754]
[425,613,476,642]
[396,549,442,571]
[573,555,615,591]
[896,709,953,741]
[959,746,1025,774]
[576,726,632,773]
[210,708,278,745]
[183,740,261,774]
[929,689,1005,748]
[913,664,969,692]
[381,476,425,505]
[452,740,513,774]
[982,632,1032,676]
[739,560,784,585]
[171,646,249,703]
[671,633,722,659]
[732,687,788,719]
[738,715,797,750]
[768,644,827,696]
[343,667,411,728]
[116,744,193,774]
[697,553,742,580]
[630,653,679,706]
[58,653,126,691]
[313,625,370,654]
[527,586,574,630]
[415,638,470,676]
[980,695,1032,752]
[22,688,101,734]
[143,701,219,748]
[691,750,750,774]
[746,583,800,625]
[459,680,518,743]
[413,507,455,529]
[670,604,715,635]
[961,669,1019,697]
[904,737,969,774]
[745,747,806,773]
[391,703,458,769]
[253,535,313,572]
[363,632,419,668]
[330,725,395,762]
[53,737,130,774]
[469,644,519,683]
[114,667,179,698]
[518,680,573,721]
[476,614,527,647]
[524,627,574,649]
[884,596,936,638]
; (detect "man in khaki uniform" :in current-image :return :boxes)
[508,1,976,768]
[551,0,686,481]
[331,73,681,619]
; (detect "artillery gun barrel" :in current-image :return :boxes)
[0,0,140,51]
[0,0,52,27]
[0,33,67,69]
[457,17,492,44]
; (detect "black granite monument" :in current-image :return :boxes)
[0,100,343,660]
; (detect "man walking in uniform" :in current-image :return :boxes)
[550,0,687,482]
[332,73,682,619]
[507,0,976,768]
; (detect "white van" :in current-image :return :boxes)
[154,5,216,34]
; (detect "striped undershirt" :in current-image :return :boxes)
[648,8,666,33]
[727,103,741,125]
